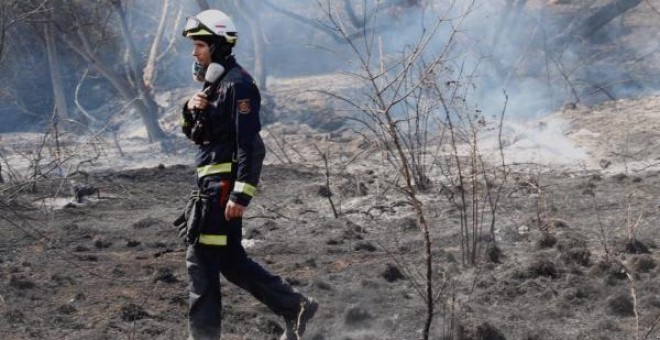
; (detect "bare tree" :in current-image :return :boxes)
[262,0,422,43]
[553,0,644,49]
[142,0,170,90]
[52,0,167,142]
[0,0,48,117]
[319,1,482,338]
[44,11,70,125]
[232,0,267,89]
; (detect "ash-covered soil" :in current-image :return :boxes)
[2,139,660,339]
[2,3,660,337]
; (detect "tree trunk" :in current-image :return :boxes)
[0,11,6,63]
[196,0,210,10]
[60,30,166,143]
[110,0,166,142]
[44,20,70,125]
[143,0,169,90]
[233,0,267,90]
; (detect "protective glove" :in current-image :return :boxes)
[173,212,187,239]
[173,190,210,245]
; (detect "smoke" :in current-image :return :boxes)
[249,0,660,119]
[2,0,659,133]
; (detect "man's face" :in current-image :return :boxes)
[192,40,211,67]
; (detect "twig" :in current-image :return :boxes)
[643,314,660,339]
[265,127,292,164]
[313,144,339,218]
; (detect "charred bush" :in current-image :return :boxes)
[537,233,557,249]
[630,254,656,273]
[354,241,377,252]
[485,244,503,263]
[381,263,405,282]
[317,185,332,198]
[76,254,98,262]
[153,268,178,284]
[527,259,559,279]
[560,247,591,267]
[521,328,553,340]
[326,238,343,245]
[475,322,507,340]
[56,304,77,315]
[126,240,141,247]
[74,245,90,252]
[245,228,262,240]
[94,238,112,249]
[589,260,627,285]
[170,294,187,307]
[338,179,368,197]
[4,309,25,324]
[453,320,507,340]
[563,286,591,301]
[556,234,587,251]
[120,303,149,322]
[607,293,634,316]
[132,217,165,229]
[344,306,372,328]
[285,277,305,286]
[612,173,627,182]
[260,220,279,231]
[313,279,333,291]
[624,239,651,254]
[9,275,36,290]
[342,220,366,240]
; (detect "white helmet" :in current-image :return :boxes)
[183,9,237,46]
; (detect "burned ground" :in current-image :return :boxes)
[1,152,660,339]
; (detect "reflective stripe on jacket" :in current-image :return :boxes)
[182,56,265,207]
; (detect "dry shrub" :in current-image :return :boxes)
[623,239,651,254]
[475,322,507,340]
[381,263,405,282]
[521,328,553,340]
[344,305,373,329]
[485,244,503,263]
[455,321,507,340]
[588,260,627,285]
[4,309,25,324]
[9,275,36,290]
[607,292,635,316]
[131,217,166,229]
[630,254,656,273]
[527,258,559,279]
[536,232,557,249]
[559,247,591,267]
[562,286,591,302]
[555,233,587,251]
[120,303,149,321]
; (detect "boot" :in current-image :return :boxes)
[280,297,319,340]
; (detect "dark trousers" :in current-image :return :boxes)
[186,219,304,340]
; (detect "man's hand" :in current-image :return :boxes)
[187,91,209,111]
[225,200,246,221]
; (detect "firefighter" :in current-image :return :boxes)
[180,9,318,340]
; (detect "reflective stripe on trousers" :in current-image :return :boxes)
[198,234,227,246]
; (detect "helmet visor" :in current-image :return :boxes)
[183,16,214,37]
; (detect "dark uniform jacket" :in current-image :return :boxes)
[181,56,265,208]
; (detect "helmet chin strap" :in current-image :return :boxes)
[210,42,232,63]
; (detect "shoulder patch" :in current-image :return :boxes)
[237,99,251,114]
